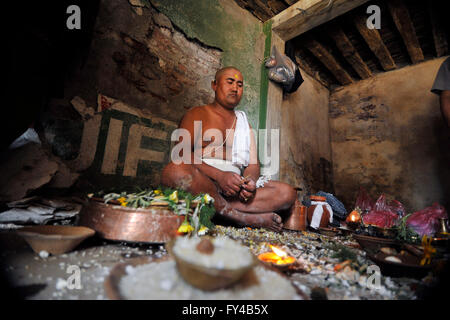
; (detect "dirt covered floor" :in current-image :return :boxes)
[1,223,439,300]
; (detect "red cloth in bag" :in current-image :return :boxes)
[362,194,404,228]
[406,203,448,237]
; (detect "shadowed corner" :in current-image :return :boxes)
[0,263,21,300]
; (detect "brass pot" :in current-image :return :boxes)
[436,218,449,238]
[284,200,307,231]
[79,199,184,243]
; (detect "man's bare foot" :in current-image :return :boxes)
[236,212,283,232]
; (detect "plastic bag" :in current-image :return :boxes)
[266,46,296,86]
[406,203,448,237]
[362,210,399,229]
[354,187,374,213]
[361,194,404,229]
[9,128,41,149]
[373,194,406,218]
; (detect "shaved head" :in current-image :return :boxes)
[214,66,242,83]
[211,66,244,109]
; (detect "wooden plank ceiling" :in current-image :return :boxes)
[233,0,449,89]
[233,0,298,21]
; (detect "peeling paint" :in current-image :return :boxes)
[149,0,264,129]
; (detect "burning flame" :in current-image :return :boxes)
[270,245,287,258]
[258,245,296,265]
[346,209,361,224]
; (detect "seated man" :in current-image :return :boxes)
[161,66,297,232]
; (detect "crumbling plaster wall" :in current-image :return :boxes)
[40,0,264,191]
[329,57,450,212]
[280,69,333,196]
[149,0,264,129]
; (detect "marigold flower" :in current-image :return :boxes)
[177,221,194,233]
[203,194,213,204]
[197,225,209,236]
[169,190,178,203]
[117,197,128,206]
[420,235,436,266]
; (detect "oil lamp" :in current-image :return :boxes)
[257,245,296,270]
[346,208,361,230]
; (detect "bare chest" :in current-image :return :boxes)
[197,114,236,152]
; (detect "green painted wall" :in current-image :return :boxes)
[150,0,264,129]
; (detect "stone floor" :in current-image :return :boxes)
[0,232,166,300]
[0,226,442,300]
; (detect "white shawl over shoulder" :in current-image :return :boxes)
[232,110,250,168]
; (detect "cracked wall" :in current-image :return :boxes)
[329,57,450,212]
[149,0,264,129]
[39,0,263,191]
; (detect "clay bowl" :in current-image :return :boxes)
[257,252,296,271]
[318,227,340,237]
[16,225,95,255]
[166,238,256,291]
[104,255,309,300]
[337,227,354,236]
[352,234,400,253]
[367,250,432,279]
[432,237,450,251]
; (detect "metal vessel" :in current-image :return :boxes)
[79,199,184,243]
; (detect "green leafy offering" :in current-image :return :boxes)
[395,214,420,244]
[100,187,216,235]
[329,243,358,262]
[199,201,216,229]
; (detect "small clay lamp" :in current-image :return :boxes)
[346,208,362,230]
[257,245,296,270]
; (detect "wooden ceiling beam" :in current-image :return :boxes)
[236,0,273,21]
[294,48,331,88]
[327,25,372,79]
[354,14,396,71]
[253,0,277,17]
[304,37,354,85]
[267,0,288,14]
[387,0,424,64]
[428,1,448,57]
[271,0,370,41]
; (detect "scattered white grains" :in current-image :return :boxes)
[125,265,135,275]
[119,260,301,300]
[56,278,67,290]
[39,251,49,259]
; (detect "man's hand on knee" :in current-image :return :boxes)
[240,178,256,202]
[217,172,243,197]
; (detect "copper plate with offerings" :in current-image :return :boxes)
[78,198,184,244]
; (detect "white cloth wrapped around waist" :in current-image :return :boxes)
[201,158,270,189]
[309,201,333,230]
